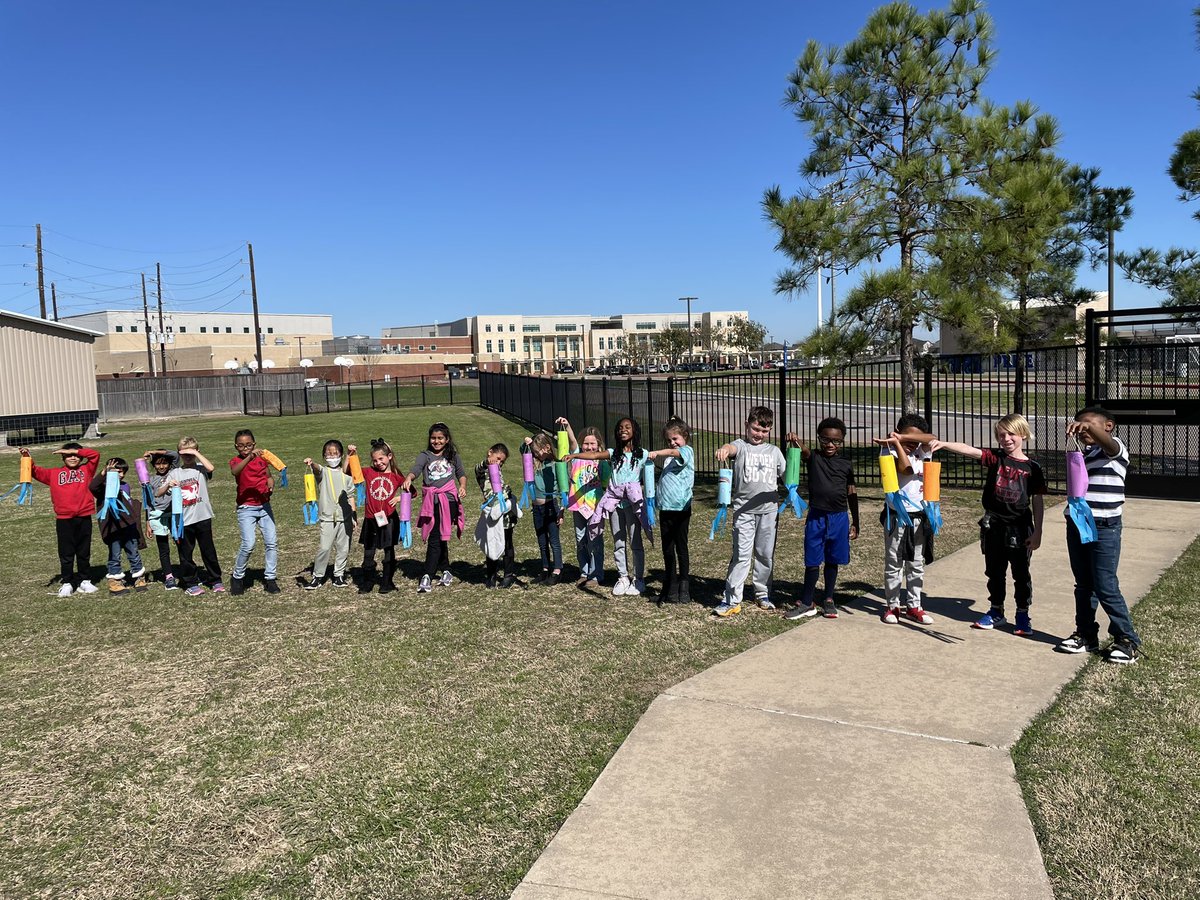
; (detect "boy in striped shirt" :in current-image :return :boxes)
[1056,406,1140,664]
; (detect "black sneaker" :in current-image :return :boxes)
[302,577,324,591]
[331,575,349,588]
[498,574,515,589]
[263,579,280,594]
[229,577,245,597]
[1105,639,1139,665]
[485,574,496,589]
[1055,632,1099,654]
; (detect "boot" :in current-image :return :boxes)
[379,562,396,595]
[108,576,129,596]
[134,574,149,593]
[676,577,691,604]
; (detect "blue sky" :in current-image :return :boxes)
[2,1,1197,343]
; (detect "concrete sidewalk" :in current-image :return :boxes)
[513,499,1200,900]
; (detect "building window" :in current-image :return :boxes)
[523,338,530,352]
[555,324,576,332]
[115,326,124,332]
[430,344,437,351]
[617,338,624,349]
[402,345,411,352]
[486,340,493,353]
[522,324,541,332]
[179,327,187,334]
[509,339,516,352]
[607,337,614,350]
[636,322,655,330]
[532,339,542,352]
[418,344,426,351]
[508,324,515,332]
[226,327,232,333]
[130,325,138,333]
[200,327,207,334]
[485,324,492,332]
[557,338,567,352]
[244,327,251,334]
[266,327,273,334]
[716,320,723,329]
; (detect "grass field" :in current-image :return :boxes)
[0,405,982,898]
[1014,534,1200,899]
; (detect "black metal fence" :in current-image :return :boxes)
[243,375,479,416]
[480,347,1088,493]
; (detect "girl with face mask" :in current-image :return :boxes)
[301,439,357,589]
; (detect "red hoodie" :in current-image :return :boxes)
[31,448,101,519]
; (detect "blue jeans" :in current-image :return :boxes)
[106,531,144,578]
[573,511,604,582]
[234,503,278,579]
[533,503,562,571]
[1066,516,1139,645]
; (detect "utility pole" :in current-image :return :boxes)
[248,242,264,376]
[141,273,156,376]
[50,282,58,321]
[156,262,166,374]
[36,224,46,319]
[679,297,697,362]
[816,263,823,329]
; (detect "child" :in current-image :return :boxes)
[569,417,653,597]
[474,442,519,589]
[143,450,179,589]
[403,422,466,593]
[90,458,147,594]
[873,415,938,624]
[522,432,564,586]
[1056,406,1140,663]
[158,437,224,597]
[229,429,279,595]
[557,417,606,589]
[932,414,1046,634]
[648,416,695,603]
[784,417,860,620]
[302,439,357,589]
[354,439,405,594]
[714,406,786,616]
[21,441,101,597]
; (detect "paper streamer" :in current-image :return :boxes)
[303,472,319,526]
[98,470,129,521]
[519,451,536,510]
[779,446,808,518]
[922,460,943,535]
[262,449,288,488]
[347,452,365,505]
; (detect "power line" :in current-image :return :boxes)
[40,227,245,257]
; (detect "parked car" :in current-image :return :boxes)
[585,364,604,375]
[557,363,576,375]
[465,366,479,379]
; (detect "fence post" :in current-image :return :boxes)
[421,374,427,406]
[777,365,787,444]
[449,372,455,405]
[395,379,400,408]
[370,380,376,410]
[923,362,933,429]
[602,378,609,436]
[325,383,330,414]
[242,387,248,416]
[348,379,354,411]
[303,385,310,415]
[645,376,654,439]
[667,376,675,419]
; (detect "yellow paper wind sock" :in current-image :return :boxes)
[261,449,288,486]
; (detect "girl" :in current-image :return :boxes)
[568,417,652,597]
[142,450,179,589]
[474,442,518,588]
[352,439,406,595]
[403,422,467,593]
[523,432,563,585]
[302,439,357,589]
[556,416,606,588]
[229,428,279,595]
[648,417,695,603]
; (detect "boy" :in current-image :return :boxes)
[474,443,519,589]
[784,417,860,620]
[21,441,101,596]
[155,437,225,597]
[714,406,787,616]
[1056,406,1140,663]
[143,450,179,589]
[932,414,1046,634]
[229,429,279,595]
[90,458,147,595]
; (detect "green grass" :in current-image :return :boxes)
[1013,534,1200,899]
[0,406,980,898]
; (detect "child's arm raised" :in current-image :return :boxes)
[928,439,984,461]
[784,432,812,461]
[714,442,738,463]
[555,417,579,453]
[181,448,216,476]
[647,447,681,460]
[565,450,609,461]
[230,448,262,476]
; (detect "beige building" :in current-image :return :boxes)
[1,310,101,445]
[59,310,334,377]
[939,293,1107,355]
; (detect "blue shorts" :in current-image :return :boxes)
[804,510,851,567]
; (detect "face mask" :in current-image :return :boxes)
[325,456,342,468]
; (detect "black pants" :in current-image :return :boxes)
[177,518,223,588]
[56,516,92,585]
[659,507,692,585]
[983,523,1033,612]
[154,535,175,580]
[363,544,397,571]
[485,529,516,579]
[423,499,457,577]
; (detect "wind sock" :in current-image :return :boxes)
[922,460,943,535]
[261,449,288,488]
[98,470,129,521]
[134,458,153,509]
[599,459,612,488]
[169,486,184,539]
[303,472,319,525]
[481,462,509,514]
[556,429,571,462]
[554,460,570,509]
[879,448,914,531]
[347,452,365,505]
[518,450,536,510]
[643,460,657,527]
[708,467,732,541]
[2,456,34,504]
[779,446,808,518]
[1066,441,1097,544]
[397,489,413,549]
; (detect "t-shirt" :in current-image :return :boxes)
[729,439,786,516]
[533,458,559,502]
[567,459,602,515]
[980,449,1047,524]
[364,469,404,519]
[147,451,179,512]
[807,452,855,513]
[657,445,695,512]
[410,450,465,489]
[171,464,215,526]
[312,465,355,522]
[230,455,271,507]
[607,448,648,485]
[1081,437,1128,520]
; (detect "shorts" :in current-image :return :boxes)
[146,507,170,538]
[804,509,851,567]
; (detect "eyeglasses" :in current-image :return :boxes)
[818,437,844,446]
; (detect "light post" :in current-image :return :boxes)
[679,297,697,362]
[298,336,304,368]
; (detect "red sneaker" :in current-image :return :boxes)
[905,606,933,625]
[880,606,899,624]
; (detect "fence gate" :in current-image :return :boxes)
[1085,305,1200,500]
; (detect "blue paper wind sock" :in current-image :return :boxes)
[709,467,732,541]
[480,463,509,514]
[170,486,184,539]
[779,446,808,518]
[98,470,129,521]
[519,451,536,510]
[1065,447,1096,544]
[643,461,656,528]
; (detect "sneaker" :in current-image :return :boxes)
[301,577,323,591]
[612,576,632,597]
[822,599,838,619]
[229,577,245,596]
[212,582,226,594]
[1055,632,1100,654]
[905,606,933,625]
[785,602,818,621]
[1105,639,1139,665]
[184,584,205,597]
[263,579,280,595]
[972,609,1006,630]
[498,574,516,589]
[76,580,98,594]
[628,578,645,596]
[757,597,776,610]
[585,578,601,589]
[545,571,561,586]
[57,583,74,598]
[439,570,453,588]
[418,575,433,593]
[164,575,179,591]
[1013,610,1033,636]
[331,575,349,588]
[713,602,742,618]
[880,606,899,624]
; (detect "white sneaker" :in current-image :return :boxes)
[57,583,74,598]
[439,570,453,587]
[76,580,98,594]
[417,575,433,593]
[612,576,631,596]
[629,578,645,596]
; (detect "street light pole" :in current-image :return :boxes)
[679,297,697,362]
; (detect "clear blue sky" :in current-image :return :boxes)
[2,1,1196,343]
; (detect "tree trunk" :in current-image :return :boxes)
[900,319,916,415]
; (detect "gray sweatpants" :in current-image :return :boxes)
[314,517,351,579]
[724,510,777,605]
[883,521,924,608]
[611,506,644,580]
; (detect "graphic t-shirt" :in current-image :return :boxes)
[568,459,602,515]
[980,449,1047,524]
[171,465,214,525]
[657,445,695,512]
[364,469,405,519]
[410,450,465,489]
[807,452,855,513]
[729,439,786,515]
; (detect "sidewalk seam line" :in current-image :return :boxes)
[522,878,646,899]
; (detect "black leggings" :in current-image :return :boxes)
[56,516,92,585]
[154,535,175,580]
[177,518,223,587]
[659,508,692,582]
[485,529,516,579]
[423,499,457,577]
[363,545,397,570]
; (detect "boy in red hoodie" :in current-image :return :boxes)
[20,441,101,597]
